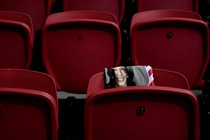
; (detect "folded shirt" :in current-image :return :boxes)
[104,65,154,88]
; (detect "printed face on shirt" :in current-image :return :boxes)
[113,66,127,87]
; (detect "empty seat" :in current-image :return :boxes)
[130,10,209,89]
[0,11,33,69]
[42,11,122,93]
[0,0,52,33]
[62,0,125,24]
[136,0,198,12]
[0,88,58,140]
[85,70,199,140]
[0,68,58,109]
[0,69,58,140]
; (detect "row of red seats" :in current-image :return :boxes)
[0,0,124,33]
[0,1,208,140]
[0,0,200,33]
[0,66,200,140]
[0,9,209,94]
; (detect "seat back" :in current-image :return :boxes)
[88,68,190,93]
[0,88,57,140]
[85,70,199,140]
[0,0,52,32]
[153,68,190,89]
[130,10,209,89]
[0,11,33,69]
[136,0,198,12]
[62,0,125,24]
[42,11,122,93]
[0,68,58,108]
[0,68,58,140]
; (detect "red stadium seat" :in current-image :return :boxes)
[0,68,58,109]
[0,88,57,140]
[130,10,209,89]
[85,70,199,140]
[0,11,33,69]
[42,11,122,93]
[0,69,58,140]
[62,0,125,24]
[136,0,198,12]
[0,0,52,32]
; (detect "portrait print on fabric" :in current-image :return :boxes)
[104,65,154,88]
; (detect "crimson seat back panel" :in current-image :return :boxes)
[130,10,209,88]
[0,69,59,129]
[0,11,33,69]
[0,68,58,106]
[0,89,57,140]
[42,11,121,93]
